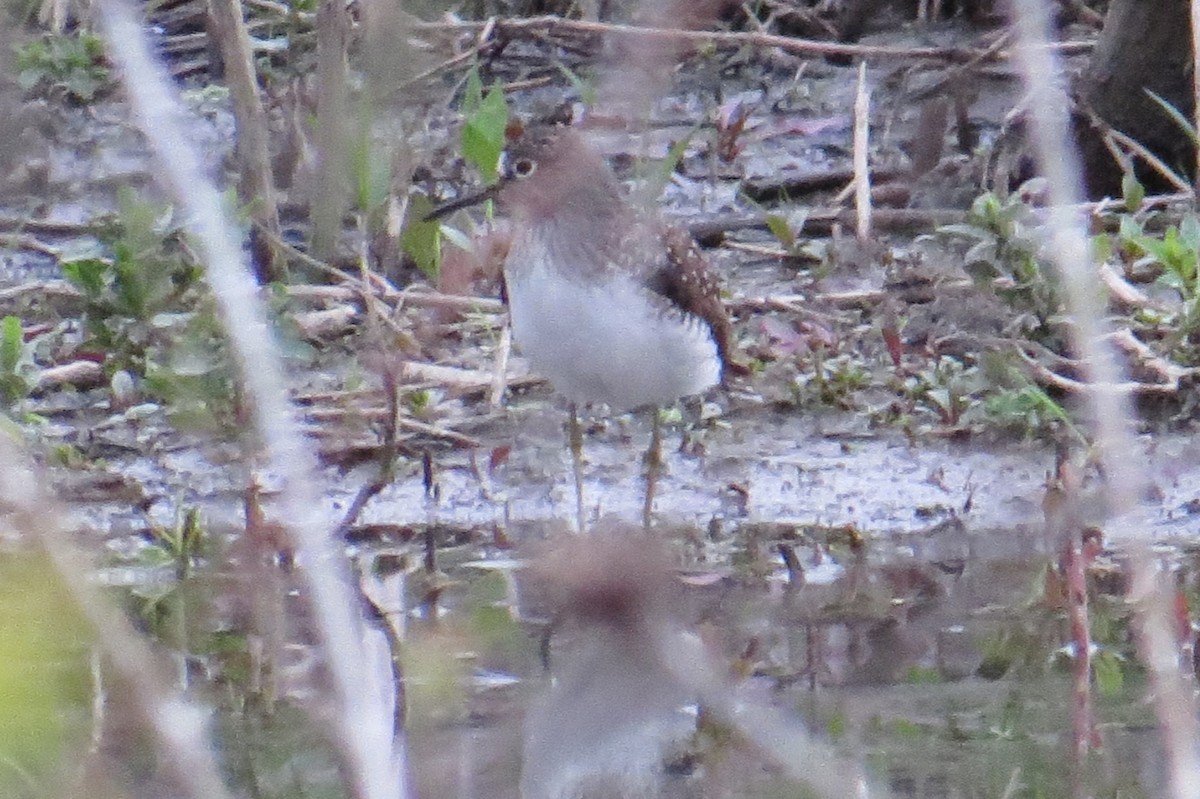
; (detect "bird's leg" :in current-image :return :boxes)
[569,402,586,533]
[642,407,664,529]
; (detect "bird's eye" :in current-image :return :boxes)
[512,158,536,178]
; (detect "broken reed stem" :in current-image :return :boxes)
[1063,532,1094,795]
[94,4,404,799]
[853,60,871,240]
[1007,1,1200,797]
[333,227,405,539]
[489,320,512,408]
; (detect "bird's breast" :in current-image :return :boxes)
[504,237,721,410]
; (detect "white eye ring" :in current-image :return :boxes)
[511,158,536,178]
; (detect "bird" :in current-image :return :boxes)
[520,528,696,799]
[431,123,746,528]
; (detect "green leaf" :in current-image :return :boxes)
[401,193,442,279]
[765,214,795,250]
[938,223,992,242]
[0,317,22,375]
[462,66,484,116]
[461,85,509,185]
[636,127,699,206]
[1121,171,1145,212]
[1093,649,1124,698]
[964,240,998,269]
[61,258,108,299]
[1117,213,1142,242]
[1180,214,1200,251]
[351,135,393,212]
[112,249,148,318]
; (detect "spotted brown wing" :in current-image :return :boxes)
[650,226,749,380]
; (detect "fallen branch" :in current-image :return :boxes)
[412,15,1094,64]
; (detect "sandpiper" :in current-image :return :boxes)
[433,124,745,527]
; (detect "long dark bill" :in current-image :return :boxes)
[423,184,501,222]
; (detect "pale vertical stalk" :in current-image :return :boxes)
[1192,0,1200,197]
[0,439,236,799]
[853,61,872,240]
[93,4,403,799]
[1007,4,1132,458]
[489,322,512,408]
[1007,1,1200,796]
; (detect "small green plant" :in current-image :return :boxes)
[144,505,207,580]
[967,351,1082,440]
[459,67,509,186]
[1109,208,1200,352]
[60,189,239,429]
[62,189,204,375]
[140,297,238,432]
[765,210,823,261]
[983,384,1075,440]
[942,190,1038,273]
[1120,213,1200,301]
[792,352,869,409]
[634,127,698,206]
[15,33,110,103]
[901,355,979,428]
[939,188,1061,336]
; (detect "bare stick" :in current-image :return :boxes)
[641,409,663,529]
[489,320,512,408]
[1105,127,1193,194]
[853,61,871,240]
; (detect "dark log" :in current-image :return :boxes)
[1078,0,1194,198]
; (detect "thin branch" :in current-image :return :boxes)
[411,15,1094,64]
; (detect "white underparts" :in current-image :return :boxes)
[505,244,721,410]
